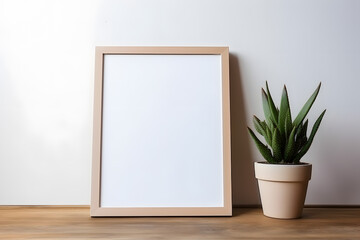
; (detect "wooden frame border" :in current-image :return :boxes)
[91,46,231,217]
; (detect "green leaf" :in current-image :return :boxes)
[297,119,308,141]
[266,81,279,123]
[270,117,279,130]
[271,128,283,162]
[265,126,272,146]
[248,127,276,163]
[294,120,308,153]
[293,109,326,163]
[278,85,291,137]
[260,120,267,130]
[296,136,307,154]
[284,110,293,141]
[262,89,272,125]
[253,115,265,136]
[293,83,321,127]
[284,126,297,162]
[268,117,275,133]
[259,120,272,145]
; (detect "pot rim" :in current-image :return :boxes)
[254,161,312,182]
[255,161,312,167]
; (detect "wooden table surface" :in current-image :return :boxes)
[0,206,359,239]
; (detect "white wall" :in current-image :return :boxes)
[0,0,359,205]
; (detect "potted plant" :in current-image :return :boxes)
[248,82,326,219]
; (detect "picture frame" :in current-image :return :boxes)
[91,46,231,216]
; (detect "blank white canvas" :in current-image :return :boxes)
[100,54,223,207]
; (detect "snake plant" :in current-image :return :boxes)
[248,82,326,164]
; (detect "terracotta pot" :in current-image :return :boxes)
[254,162,312,219]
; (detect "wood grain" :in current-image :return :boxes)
[0,207,359,239]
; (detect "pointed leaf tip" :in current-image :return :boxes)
[265,82,279,124]
[278,84,291,137]
[293,82,322,127]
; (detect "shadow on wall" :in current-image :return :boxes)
[229,53,260,206]
[308,126,360,205]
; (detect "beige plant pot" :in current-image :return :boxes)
[254,162,312,219]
